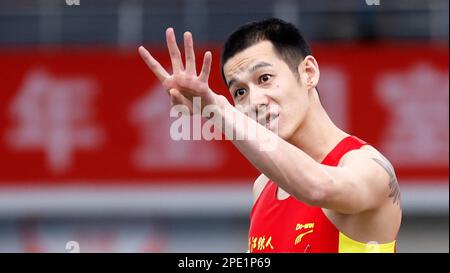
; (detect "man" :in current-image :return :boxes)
[138,18,402,253]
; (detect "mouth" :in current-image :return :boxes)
[258,112,279,129]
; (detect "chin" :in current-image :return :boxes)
[277,122,299,141]
[277,130,290,141]
[274,125,289,140]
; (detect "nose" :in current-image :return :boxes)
[248,86,269,116]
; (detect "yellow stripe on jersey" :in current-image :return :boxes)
[338,232,396,253]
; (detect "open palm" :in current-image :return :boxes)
[139,28,220,113]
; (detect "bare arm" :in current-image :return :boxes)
[138,28,400,215]
[253,174,270,205]
[216,103,399,213]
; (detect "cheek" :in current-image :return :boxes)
[234,103,248,115]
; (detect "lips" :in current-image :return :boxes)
[257,112,279,128]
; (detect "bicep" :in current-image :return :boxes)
[321,150,396,214]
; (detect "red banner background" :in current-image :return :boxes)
[0,43,448,185]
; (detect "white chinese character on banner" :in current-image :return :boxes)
[376,63,449,166]
[130,84,224,170]
[5,68,104,173]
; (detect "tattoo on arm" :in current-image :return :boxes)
[372,157,401,205]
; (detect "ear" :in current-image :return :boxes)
[298,55,320,90]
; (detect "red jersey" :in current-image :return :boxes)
[248,136,396,253]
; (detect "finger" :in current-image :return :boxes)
[138,46,170,82]
[166,28,184,73]
[199,51,212,83]
[184,32,196,75]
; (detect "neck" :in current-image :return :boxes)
[287,90,349,163]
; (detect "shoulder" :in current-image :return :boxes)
[339,144,396,174]
[252,174,270,205]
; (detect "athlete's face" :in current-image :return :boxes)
[223,41,312,140]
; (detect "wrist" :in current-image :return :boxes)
[203,93,230,121]
[213,94,230,108]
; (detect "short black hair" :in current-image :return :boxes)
[221,18,312,84]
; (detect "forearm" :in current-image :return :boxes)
[212,95,333,203]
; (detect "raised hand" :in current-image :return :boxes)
[139,28,222,113]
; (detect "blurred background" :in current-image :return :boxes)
[0,0,448,253]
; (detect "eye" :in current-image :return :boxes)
[259,74,272,84]
[234,88,247,98]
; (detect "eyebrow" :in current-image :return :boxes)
[250,61,273,72]
[227,62,273,88]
